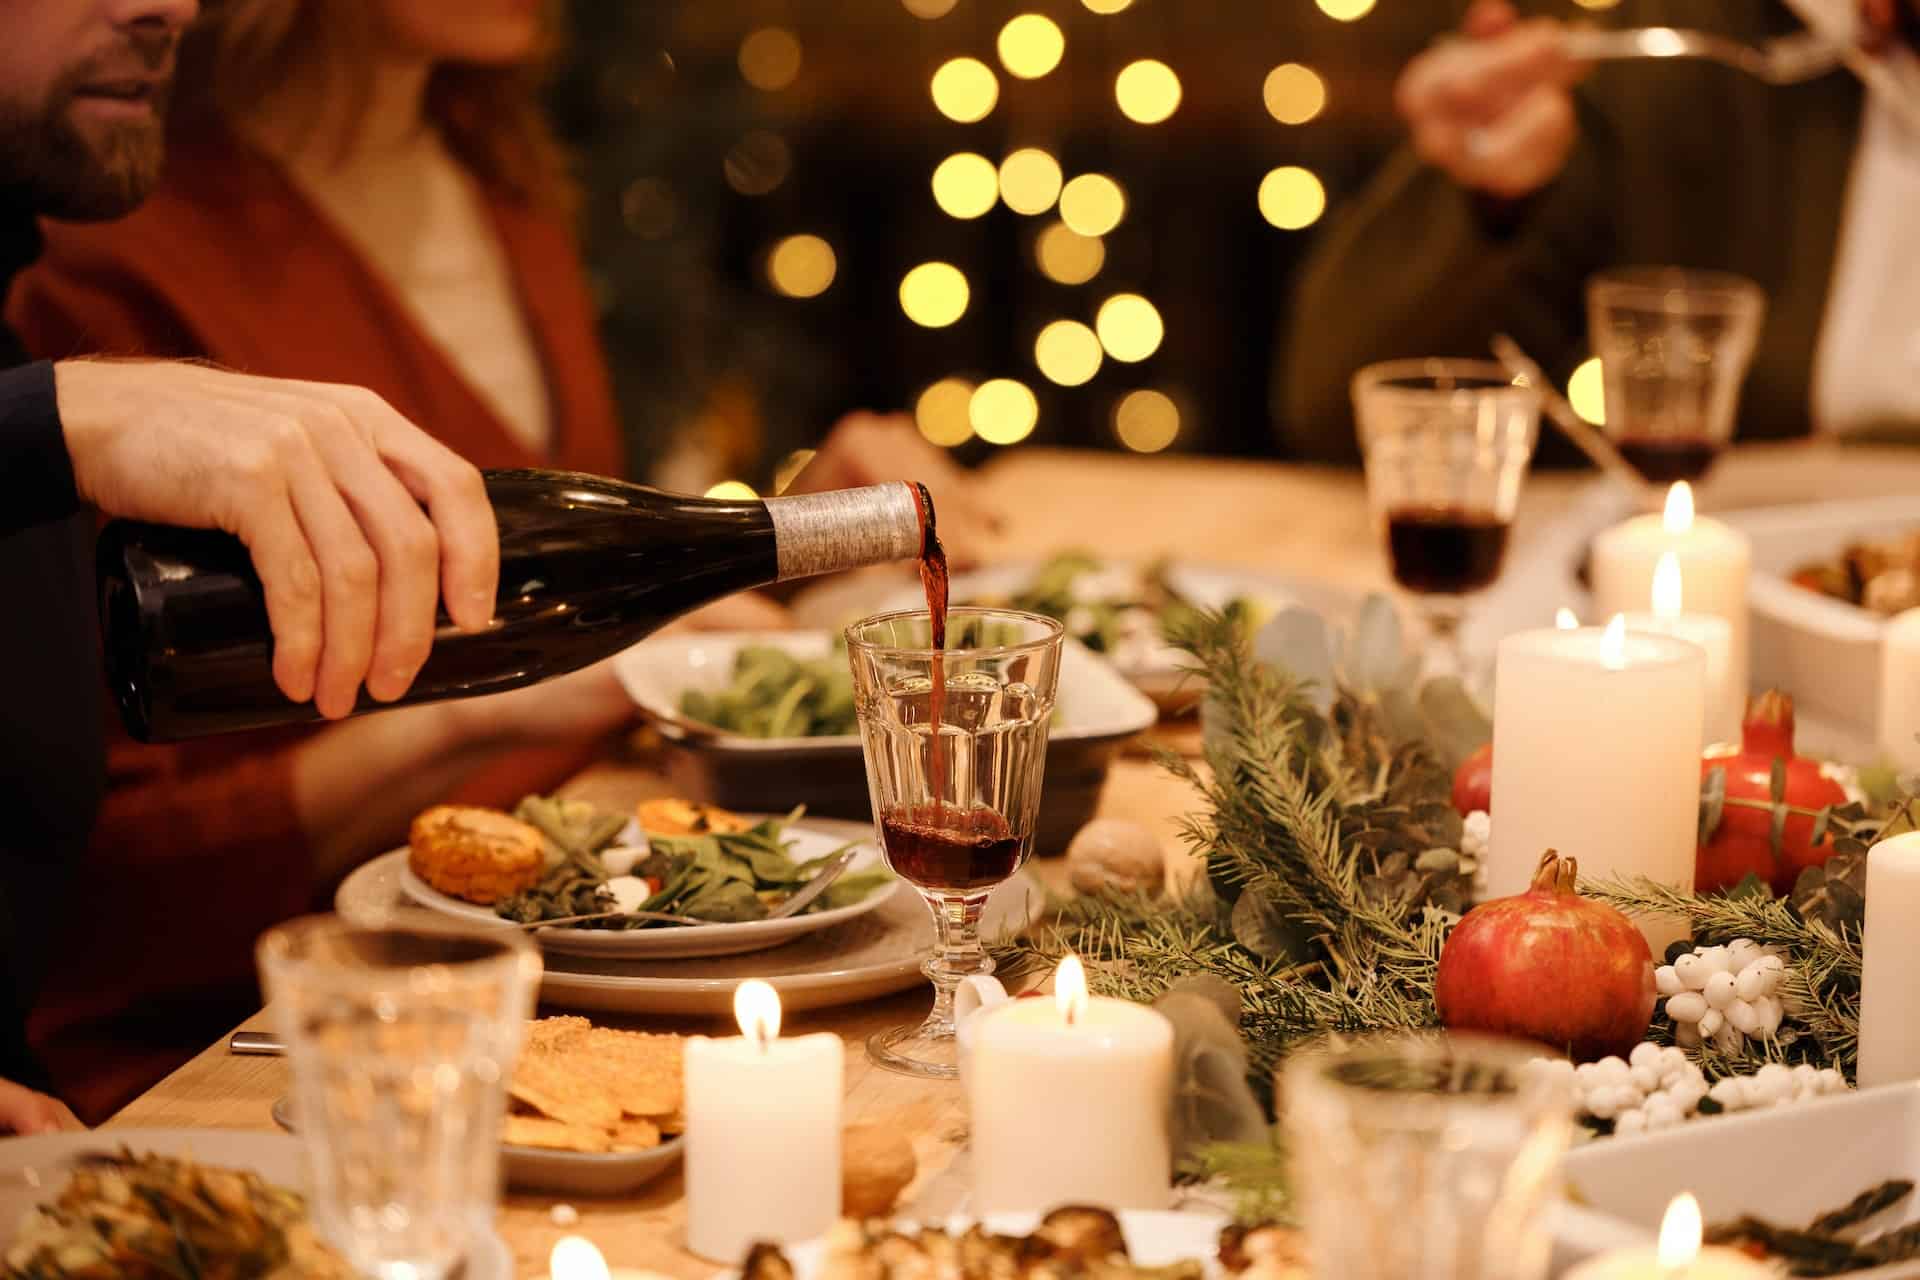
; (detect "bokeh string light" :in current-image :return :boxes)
[1263,64,1327,125]
[970,379,1040,445]
[931,57,1000,123]
[901,0,959,16]
[915,378,977,445]
[1113,388,1181,452]
[1082,0,1133,11]
[1315,0,1377,20]
[1258,165,1327,230]
[705,480,759,500]
[767,235,837,298]
[1058,174,1126,237]
[1569,356,1607,424]
[723,131,791,196]
[997,14,1066,79]
[1096,293,1165,363]
[1115,59,1182,124]
[900,262,971,328]
[998,148,1064,216]
[1035,222,1106,285]
[737,27,802,91]
[1034,320,1104,387]
[931,152,1000,219]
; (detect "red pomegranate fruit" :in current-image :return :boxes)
[1451,742,1493,816]
[1435,850,1655,1062]
[1696,690,1847,896]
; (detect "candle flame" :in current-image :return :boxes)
[1662,481,1695,535]
[1554,607,1580,630]
[1652,552,1684,620]
[734,978,781,1050]
[1600,614,1628,670]
[1055,953,1089,1027]
[1657,1192,1703,1269]
[550,1236,613,1280]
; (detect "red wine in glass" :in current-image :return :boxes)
[1386,504,1511,595]
[1614,435,1722,485]
[880,804,1022,892]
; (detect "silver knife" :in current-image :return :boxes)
[229,1029,286,1056]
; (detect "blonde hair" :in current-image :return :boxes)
[173,0,574,212]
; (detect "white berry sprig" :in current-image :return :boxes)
[1656,938,1787,1053]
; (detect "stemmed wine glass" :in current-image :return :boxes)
[1353,358,1541,680]
[846,607,1064,1080]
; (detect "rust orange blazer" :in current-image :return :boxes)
[7,129,628,1121]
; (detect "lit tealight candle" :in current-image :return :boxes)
[547,1236,667,1280]
[685,980,841,1262]
[1488,616,1704,951]
[1565,1192,1772,1278]
[1592,482,1751,724]
[1622,553,1738,747]
[1557,607,1582,630]
[969,954,1174,1214]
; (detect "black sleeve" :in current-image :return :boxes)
[0,360,79,539]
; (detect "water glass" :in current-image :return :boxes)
[1352,359,1540,677]
[1284,1032,1573,1280]
[257,915,540,1280]
[847,607,1063,1079]
[1586,267,1766,491]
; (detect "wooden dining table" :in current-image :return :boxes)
[103,441,1920,1277]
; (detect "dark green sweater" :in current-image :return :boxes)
[1278,0,1866,464]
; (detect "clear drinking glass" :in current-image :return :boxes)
[847,607,1064,1080]
[1284,1032,1574,1280]
[1586,267,1766,494]
[257,915,540,1280]
[1352,359,1540,677]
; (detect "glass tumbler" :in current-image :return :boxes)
[257,915,540,1280]
[1352,359,1540,678]
[847,607,1064,1080]
[1586,267,1766,492]
[1284,1032,1574,1280]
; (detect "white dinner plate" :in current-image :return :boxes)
[397,818,901,960]
[776,1209,1229,1280]
[0,1128,512,1279]
[343,855,1042,1017]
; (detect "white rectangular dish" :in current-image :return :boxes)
[1719,496,1920,740]
[613,631,1157,852]
[1562,1082,1920,1278]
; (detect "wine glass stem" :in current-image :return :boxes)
[921,891,993,1037]
[1422,601,1467,681]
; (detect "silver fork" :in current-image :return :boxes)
[1564,26,1841,84]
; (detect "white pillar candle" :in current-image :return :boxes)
[1879,609,1920,773]
[1591,482,1750,725]
[1564,1193,1771,1279]
[1488,618,1705,951]
[1858,832,1920,1089]
[685,981,841,1262]
[1621,553,1738,748]
[969,955,1174,1215]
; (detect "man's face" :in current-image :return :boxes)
[0,0,198,221]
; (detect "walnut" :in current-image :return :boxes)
[841,1124,917,1220]
[1066,819,1165,896]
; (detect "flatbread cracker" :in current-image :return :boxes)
[509,1053,622,1130]
[609,1116,662,1151]
[505,1114,613,1153]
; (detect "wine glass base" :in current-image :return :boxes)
[867,1019,960,1080]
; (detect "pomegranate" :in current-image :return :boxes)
[1435,850,1655,1062]
[1451,742,1493,816]
[1696,690,1847,896]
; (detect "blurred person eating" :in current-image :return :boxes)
[9,0,988,1120]
[1280,0,1920,462]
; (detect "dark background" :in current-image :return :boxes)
[545,0,1592,484]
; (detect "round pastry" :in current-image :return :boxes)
[408,805,547,905]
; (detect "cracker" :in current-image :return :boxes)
[581,1027,684,1116]
[609,1116,662,1151]
[509,1053,622,1130]
[505,1114,612,1154]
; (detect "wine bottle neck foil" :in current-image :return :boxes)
[764,482,924,582]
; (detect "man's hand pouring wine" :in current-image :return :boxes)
[53,360,500,719]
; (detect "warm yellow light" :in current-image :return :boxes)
[998,148,1063,216]
[1096,293,1164,363]
[931,57,1000,123]
[1035,222,1105,284]
[1258,166,1326,230]
[899,262,971,328]
[723,131,792,197]
[1034,320,1104,387]
[738,27,803,92]
[1664,482,1696,535]
[1059,174,1126,236]
[734,978,782,1046]
[1083,0,1133,11]
[1114,388,1180,452]
[1263,63,1327,125]
[1316,0,1377,19]
[916,378,976,446]
[549,1235,612,1280]
[1115,59,1181,124]
[1600,614,1628,670]
[931,152,999,220]
[902,0,958,16]
[998,14,1065,79]
[1574,0,1622,9]
[1556,607,1580,630]
[705,480,758,500]
[1568,355,1606,425]
[766,234,836,298]
[1657,1193,1703,1269]
[1055,953,1089,1024]
[970,379,1039,446]
[1653,551,1684,619]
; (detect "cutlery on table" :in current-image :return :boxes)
[1562,26,1841,84]
[1489,334,1643,490]
[229,1029,285,1056]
